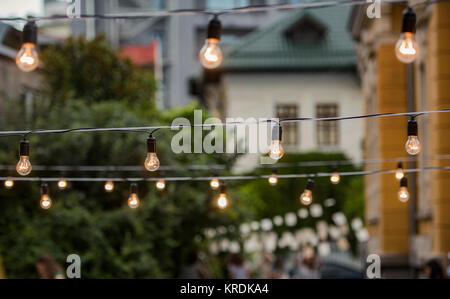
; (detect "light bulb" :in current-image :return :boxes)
[269,140,284,160]
[395,33,418,64]
[16,43,39,72]
[17,140,31,176]
[104,180,114,192]
[145,135,160,171]
[300,189,312,205]
[58,179,67,190]
[4,178,14,189]
[199,38,223,69]
[405,136,421,155]
[156,179,166,191]
[398,187,409,203]
[210,177,220,190]
[217,193,228,209]
[268,174,278,186]
[395,162,404,180]
[40,194,52,210]
[330,172,340,184]
[128,193,140,209]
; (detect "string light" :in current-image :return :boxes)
[330,168,340,184]
[16,20,39,72]
[156,179,166,191]
[269,124,284,160]
[217,184,228,209]
[144,134,160,171]
[199,16,223,69]
[4,178,14,189]
[16,139,32,176]
[395,7,418,64]
[128,183,140,209]
[300,179,314,206]
[57,179,68,190]
[268,168,278,186]
[210,174,220,190]
[406,118,421,155]
[398,177,409,203]
[104,180,114,192]
[395,162,404,180]
[40,183,52,210]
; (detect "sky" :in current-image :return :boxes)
[0,0,43,18]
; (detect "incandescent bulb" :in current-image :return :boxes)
[104,180,114,192]
[156,179,166,191]
[395,33,418,64]
[16,43,39,72]
[405,135,421,155]
[395,166,404,180]
[128,193,140,209]
[330,172,340,184]
[4,178,14,189]
[40,194,52,210]
[199,38,223,69]
[17,156,32,176]
[300,189,313,205]
[269,140,284,160]
[210,177,220,190]
[268,174,278,186]
[58,179,67,190]
[145,152,160,171]
[217,193,228,209]
[398,186,409,203]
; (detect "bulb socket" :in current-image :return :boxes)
[306,179,314,191]
[130,183,138,194]
[401,7,416,34]
[407,119,418,136]
[207,17,222,40]
[271,124,283,141]
[147,135,156,153]
[272,168,278,175]
[40,183,48,195]
[397,162,403,169]
[23,21,38,45]
[219,183,226,194]
[19,140,30,156]
[400,177,408,188]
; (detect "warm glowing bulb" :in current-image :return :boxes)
[217,193,228,209]
[16,156,32,176]
[395,33,418,64]
[300,190,312,206]
[268,174,278,186]
[156,179,166,191]
[40,194,52,210]
[4,179,14,189]
[199,38,223,69]
[330,173,340,184]
[398,186,409,203]
[145,152,160,171]
[210,178,220,190]
[104,180,114,192]
[405,136,421,155]
[269,140,284,160]
[16,43,39,72]
[58,179,67,190]
[395,168,404,180]
[128,193,140,209]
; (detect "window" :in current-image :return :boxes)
[276,104,298,146]
[316,104,339,146]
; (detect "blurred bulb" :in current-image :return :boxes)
[405,136,421,155]
[210,178,220,190]
[104,180,114,192]
[57,179,67,190]
[4,178,14,189]
[40,194,52,210]
[330,172,340,184]
[199,38,223,69]
[128,193,140,209]
[268,174,278,186]
[300,190,312,206]
[16,156,32,176]
[16,43,39,72]
[269,140,284,160]
[217,193,228,209]
[145,152,160,171]
[395,33,418,64]
[156,179,166,191]
[398,186,409,203]
[395,168,404,180]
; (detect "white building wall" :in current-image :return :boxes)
[222,72,363,171]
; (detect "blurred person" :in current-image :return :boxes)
[227,253,251,279]
[180,251,209,279]
[36,254,65,279]
[294,246,320,279]
[424,259,444,279]
[259,252,274,279]
[272,257,288,279]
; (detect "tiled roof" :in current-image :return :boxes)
[223,6,356,71]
